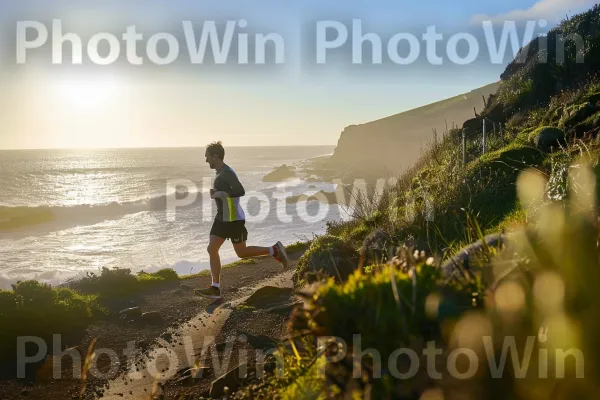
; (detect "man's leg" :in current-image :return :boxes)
[231,222,290,268]
[208,235,226,285]
[230,222,270,258]
[232,241,271,258]
[195,232,226,300]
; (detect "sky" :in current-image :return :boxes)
[0,0,596,149]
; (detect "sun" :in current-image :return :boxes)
[56,74,119,112]
[40,73,127,148]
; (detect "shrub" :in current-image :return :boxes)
[506,111,529,133]
[70,267,180,298]
[0,281,103,362]
[528,126,566,151]
[288,248,482,397]
[293,235,360,287]
[71,267,139,298]
[0,290,17,313]
[298,265,441,346]
[13,280,55,309]
[137,268,179,287]
[498,75,534,109]
[149,268,179,281]
[285,241,311,253]
[559,101,597,128]
[359,228,396,267]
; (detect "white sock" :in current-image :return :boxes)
[269,247,274,256]
[212,282,220,288]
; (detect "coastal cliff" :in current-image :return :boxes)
[326,81,501,179]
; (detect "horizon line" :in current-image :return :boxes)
[0,144,338,151]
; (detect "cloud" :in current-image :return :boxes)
[470,0,597,25]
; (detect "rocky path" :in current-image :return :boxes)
[100,260,300,399]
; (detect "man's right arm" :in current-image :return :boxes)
[215,169,245,198]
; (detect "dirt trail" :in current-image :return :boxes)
[100,269,297,399]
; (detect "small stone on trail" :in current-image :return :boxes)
[141,311,162,324]
[119,307,142,320]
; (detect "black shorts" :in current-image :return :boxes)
[210,220,248,244]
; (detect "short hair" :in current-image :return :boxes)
[206,141,225,159]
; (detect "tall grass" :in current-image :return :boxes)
[250,154,600,400]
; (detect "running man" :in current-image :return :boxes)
[194,141,290,300]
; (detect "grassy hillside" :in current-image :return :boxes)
[229,5,600,399]
[326,81,500,180]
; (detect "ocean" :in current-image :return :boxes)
[0,146,349,290]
